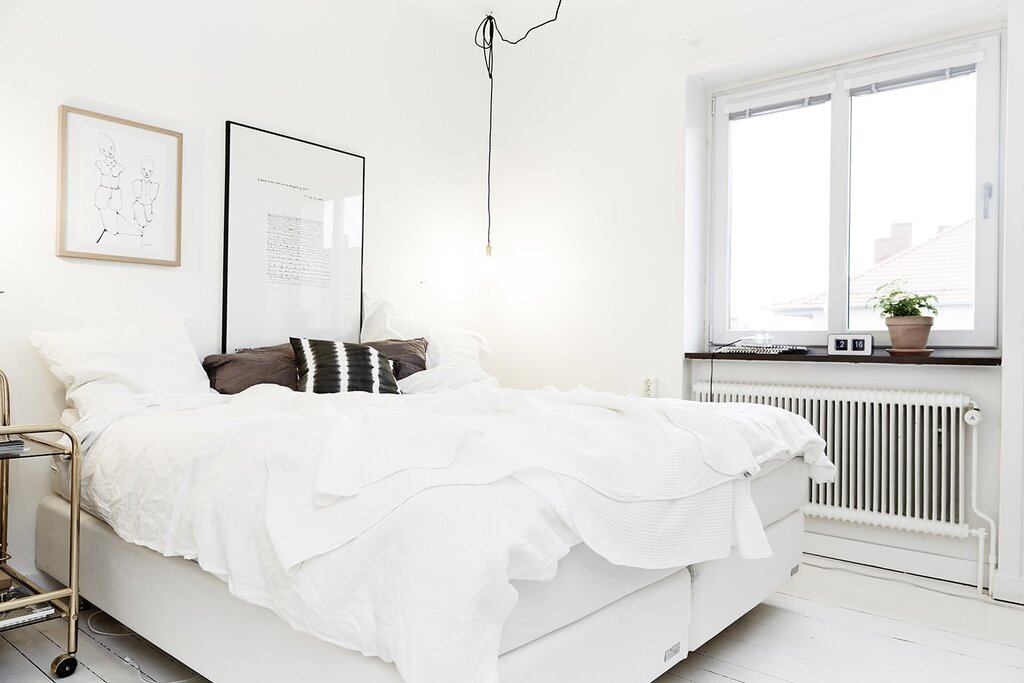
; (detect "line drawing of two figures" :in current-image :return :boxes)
[93,133,159,244]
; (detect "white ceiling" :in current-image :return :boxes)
[398,0,632,39]
[400,0,1007,46]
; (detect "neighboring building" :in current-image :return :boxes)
[771,220,975,330]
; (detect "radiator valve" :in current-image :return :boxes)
[964,407,982,426]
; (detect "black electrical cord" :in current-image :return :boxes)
[476,16,496,254]
[474,1,563,254]
[709,338,745,400]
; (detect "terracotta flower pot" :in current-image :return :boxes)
[885,316,934,351]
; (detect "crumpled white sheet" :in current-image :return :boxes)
[265,382,777,572]
[72,366,832,683]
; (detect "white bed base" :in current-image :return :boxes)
[36,496,803,683]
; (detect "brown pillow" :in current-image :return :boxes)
[202,343,298,394]
[363,337,428,380]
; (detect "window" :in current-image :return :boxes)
[710,36,1001,347]
[728,100,831,332]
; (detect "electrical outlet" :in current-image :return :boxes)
[642,377,657,398]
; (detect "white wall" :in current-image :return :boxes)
[486,0,1007,395]
[482,2,691,397]
[484,0,1018,594]
[996,0,1024,604]
[0,0,488,576]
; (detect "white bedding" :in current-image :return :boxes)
[71,367,832,683]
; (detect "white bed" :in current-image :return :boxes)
[27,319,831,683]
[38,458,810,683]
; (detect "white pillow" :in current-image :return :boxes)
[28,319,211,416]
[397,365,498,394]
[361,298,489,369]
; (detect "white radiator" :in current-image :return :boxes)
[692,381,974,539]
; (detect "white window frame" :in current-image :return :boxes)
[709,34,1002,348]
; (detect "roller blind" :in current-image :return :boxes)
[727,94,831,121]
[849,63,976,97]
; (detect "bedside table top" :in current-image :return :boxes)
[0,434,71,462]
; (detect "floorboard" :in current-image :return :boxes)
[35,610,178,683]
[696,628,860,682]
[1,623,104,682]
[1,607,207,683]
[0,635,52,683]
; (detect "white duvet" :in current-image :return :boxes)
[71,367,832,683]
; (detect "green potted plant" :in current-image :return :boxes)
[870,281,938,355]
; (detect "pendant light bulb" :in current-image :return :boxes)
[485,242,492,256]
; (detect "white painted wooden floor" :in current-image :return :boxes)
[659,557,1024,683]
[2,558,1022,682]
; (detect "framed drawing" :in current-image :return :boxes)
[222,122,364,353]
[57,106,182,266]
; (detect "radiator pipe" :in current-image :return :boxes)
[965,406,997,595]
[969,527,987,594]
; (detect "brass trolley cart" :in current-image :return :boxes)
[0,370,81,677]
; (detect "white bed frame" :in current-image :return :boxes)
[35,495,803,683]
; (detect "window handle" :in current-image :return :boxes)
[983,182,993,219]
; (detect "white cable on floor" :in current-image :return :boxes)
[801,559,1024,612]
[86,610,131,637]
[83,609,204,682]
[126,655,202,683]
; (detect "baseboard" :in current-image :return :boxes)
[991,572,1024,605]
[804,531,981,586]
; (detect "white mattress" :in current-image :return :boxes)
[37,493,697,683]
[501,457,808,652]
[48,456,809,657]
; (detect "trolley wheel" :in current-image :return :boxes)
[50,654,78,678]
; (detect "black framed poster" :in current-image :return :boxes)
[222,122,364,353]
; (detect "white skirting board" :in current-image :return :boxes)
[805,531,981,586]
[992,573,1024,605]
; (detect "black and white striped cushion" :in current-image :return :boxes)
[289,338,400,394]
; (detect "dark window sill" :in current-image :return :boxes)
[684,350,1001,367]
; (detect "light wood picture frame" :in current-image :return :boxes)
[57,105,183,266]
